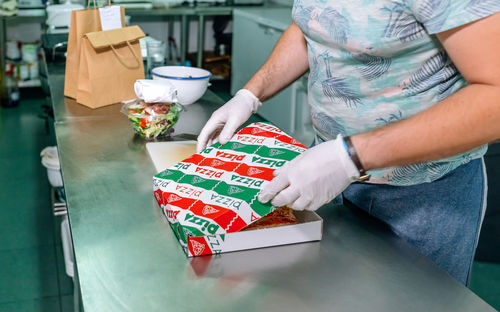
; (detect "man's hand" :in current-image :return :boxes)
[258,135,360,211]
[197,22,308,153]
[196,89,261,153]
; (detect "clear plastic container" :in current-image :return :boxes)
[121,99,183,140]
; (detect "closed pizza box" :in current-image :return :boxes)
[153,122,323,257]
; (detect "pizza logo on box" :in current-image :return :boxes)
[251,128,264,134]
[251,212,259,222]
[191,176,206,184]
[247,168,264,176]
[202,205,219,215]
[168,194,182,203]
[190,240,206,256]
[268,149,285,157]
[211,159,225,167]
[231,142,245,150]
[227,186,244,195]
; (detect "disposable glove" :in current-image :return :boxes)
[258,134,360,211]
[197,89,262,153]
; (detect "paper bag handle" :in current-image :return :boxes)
[87,0,111,9]
[109,40,142,69]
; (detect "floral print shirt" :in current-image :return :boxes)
[292,0,500,185]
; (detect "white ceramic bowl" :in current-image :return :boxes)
[151,66,212,105]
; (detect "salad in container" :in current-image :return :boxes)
[122,99,183,140]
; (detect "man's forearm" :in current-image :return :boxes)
[353,84,500,171]
[243,22,309,102]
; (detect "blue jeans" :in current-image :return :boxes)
[340,158,487,285]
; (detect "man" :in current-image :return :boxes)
[197,1,500,285]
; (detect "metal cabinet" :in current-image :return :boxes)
[231,8,314,145]
[476,142,500,262]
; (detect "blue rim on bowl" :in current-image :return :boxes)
[151,68,212,80]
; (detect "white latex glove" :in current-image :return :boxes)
[197,89,262,153]
[258,134,360,211]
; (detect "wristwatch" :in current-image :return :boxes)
[344,136,371,182]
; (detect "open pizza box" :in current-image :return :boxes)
[152,122,323,257]
[188,238,321,277]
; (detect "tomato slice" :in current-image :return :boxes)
[139,118,149,128]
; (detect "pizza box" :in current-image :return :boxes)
[188,231,321,277]
[156,200,322,257]
[151,122,323,257]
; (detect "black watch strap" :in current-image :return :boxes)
[344,136,370,182]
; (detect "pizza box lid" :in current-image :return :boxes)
[153,122,309,252]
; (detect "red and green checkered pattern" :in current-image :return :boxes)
[153,122,307,256]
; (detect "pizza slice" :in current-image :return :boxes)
[241,207,297,231]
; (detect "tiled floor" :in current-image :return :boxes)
[0,89,499,311]
[471,262,500,309]
[0,90,74,312]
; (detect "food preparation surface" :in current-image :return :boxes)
[146,140,197,173]
[48,64,495,311]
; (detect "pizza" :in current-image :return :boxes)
[241,207,297,231]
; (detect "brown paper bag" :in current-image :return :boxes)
[76,25,145,109]
[64,3,125,99]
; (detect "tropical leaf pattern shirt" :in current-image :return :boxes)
[292,0,500,185]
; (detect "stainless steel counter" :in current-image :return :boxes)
[48,65,494,311]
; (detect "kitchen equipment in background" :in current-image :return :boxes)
[124,14,131,25]
[40,146,63,188]
[232,8,314,145]
[139,36,154,59]
[61,215,74,278]
[150,0,183,8]
[46,0,84,34]
[151,66,211,105]
[213,16,231,55]
[111,0,153,9]
[167,36,180,65]
[21,43,40,80]
[1,0,18,15]
[21,43,38,62]
[146,40,166,78]
[6,42,41,81]
[200,51,231,80]
[3,76,20,108]
[42,33,68,62]
[184,0,225,5]
[230,0,263,5]
[4,40,43,102]
[6,41,21,61]
[18,0,45,9]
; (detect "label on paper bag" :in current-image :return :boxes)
[153,122,308,256]
[99,6,123,31]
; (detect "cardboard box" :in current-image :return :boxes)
[188,233,322,277]
[153,122,323,257]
